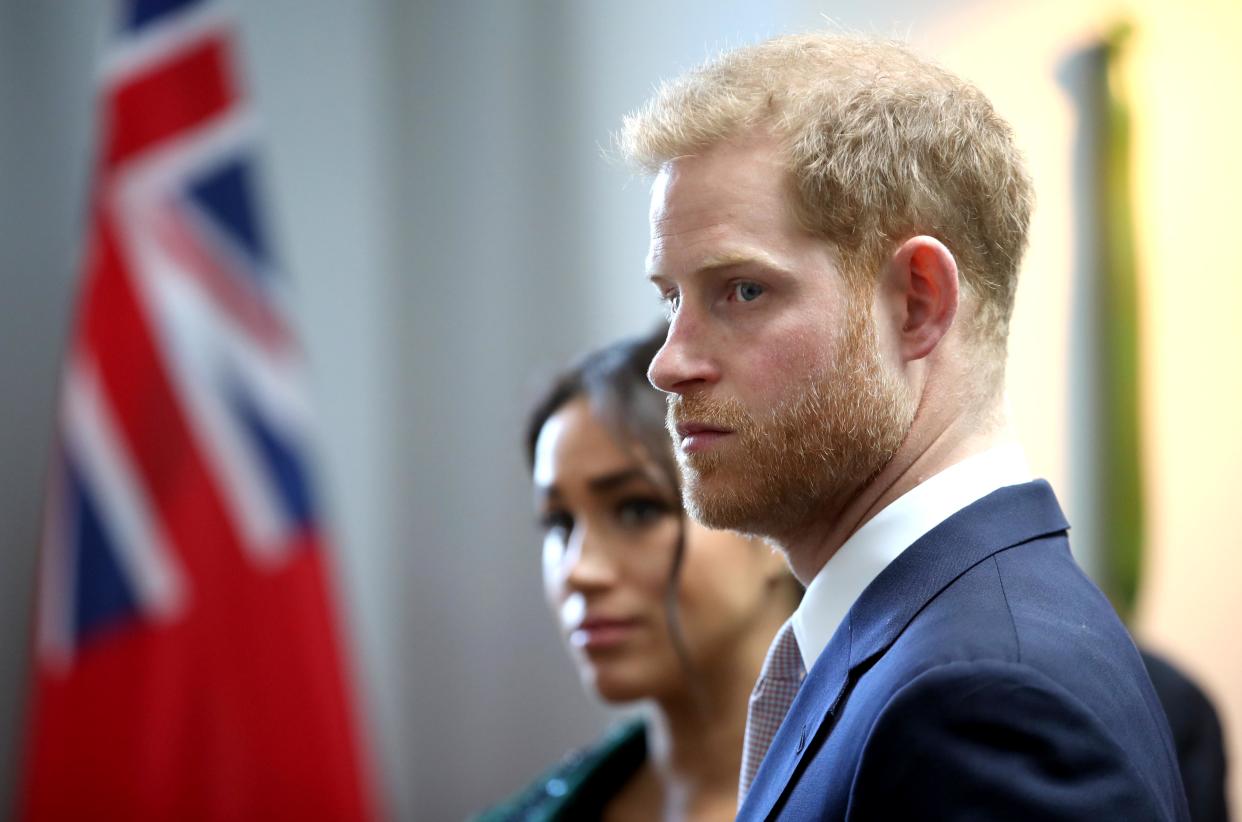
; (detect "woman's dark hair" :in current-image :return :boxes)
[526,322,706,698]
[525,323,676,495]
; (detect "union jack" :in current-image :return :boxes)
[20,1,375,818]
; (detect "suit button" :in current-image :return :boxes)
[545,778,568,797]
[795,724,807,754]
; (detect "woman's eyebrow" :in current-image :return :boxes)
[587,468,649,493]
[533,482,560,501]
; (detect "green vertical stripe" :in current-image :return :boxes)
[1097,22,1143,623]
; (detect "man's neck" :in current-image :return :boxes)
[776,409,1013,584]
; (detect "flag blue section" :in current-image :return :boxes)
[68,461,139,641]
[188,156,272,278]
[230,385,315,529]
[125,0,205,32]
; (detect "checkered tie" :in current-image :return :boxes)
[739,619,806,803]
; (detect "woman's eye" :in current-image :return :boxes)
[539,510,573,539]
[616,497,669,529]
[731,281,764,303]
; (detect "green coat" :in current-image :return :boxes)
[472,721,646,821]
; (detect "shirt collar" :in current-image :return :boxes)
[790,442,1033,672]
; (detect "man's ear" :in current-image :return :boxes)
[884,235,959,362]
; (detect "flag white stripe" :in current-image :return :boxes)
[113,107,258,200]
[109,104,308,569]
[99,2,232,87]
[126,227,294,565]
[62,357,188,622]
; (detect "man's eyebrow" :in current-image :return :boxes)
[698,250,785,271]
[648,250,787,283]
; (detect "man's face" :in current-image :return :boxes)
[645,133,915,539]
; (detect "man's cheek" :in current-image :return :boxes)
[748,334,824,391]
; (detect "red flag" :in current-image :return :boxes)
[19,1,377,818]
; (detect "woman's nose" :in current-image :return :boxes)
[563,525,618,592]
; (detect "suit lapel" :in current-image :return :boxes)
[738,480,1069,821]
[737,612,852,820]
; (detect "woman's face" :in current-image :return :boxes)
[534,396,788,703]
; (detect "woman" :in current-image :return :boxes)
[478,325,801,821]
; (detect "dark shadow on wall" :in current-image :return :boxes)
[0,4,111,814]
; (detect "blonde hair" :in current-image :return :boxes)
[620,33,1033,379]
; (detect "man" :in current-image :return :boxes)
[621,33,1190,820]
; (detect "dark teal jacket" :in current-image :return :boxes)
[472,721,646,821]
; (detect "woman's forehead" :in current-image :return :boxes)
[533,398,645,491]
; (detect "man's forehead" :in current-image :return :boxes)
[648,139,793,221]
[648,168,746,250]
[648,168,673,219]
[644,154,801,278]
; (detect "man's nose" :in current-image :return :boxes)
[647,314,720,394]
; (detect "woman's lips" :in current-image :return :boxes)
[675,422,733,454]
[571,617,641,650]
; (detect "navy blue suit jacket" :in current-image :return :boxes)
[739,480,1189,821]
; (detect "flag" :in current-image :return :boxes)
[19,0,376,818]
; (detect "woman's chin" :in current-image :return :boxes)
[579,663,659,704]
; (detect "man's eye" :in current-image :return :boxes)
[663,291,682,314]
[731,282,764,303]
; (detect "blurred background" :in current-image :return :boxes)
[1,0,1238,818]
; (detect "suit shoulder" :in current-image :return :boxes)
[851,660,1182,820]
[887,545,1027,666]
[991,533,1127,661]
[870,658,1120,746]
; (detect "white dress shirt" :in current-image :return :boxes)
[790,443,1034,673]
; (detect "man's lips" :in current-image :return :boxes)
[570,616,642,650]
[674,421,733,454]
